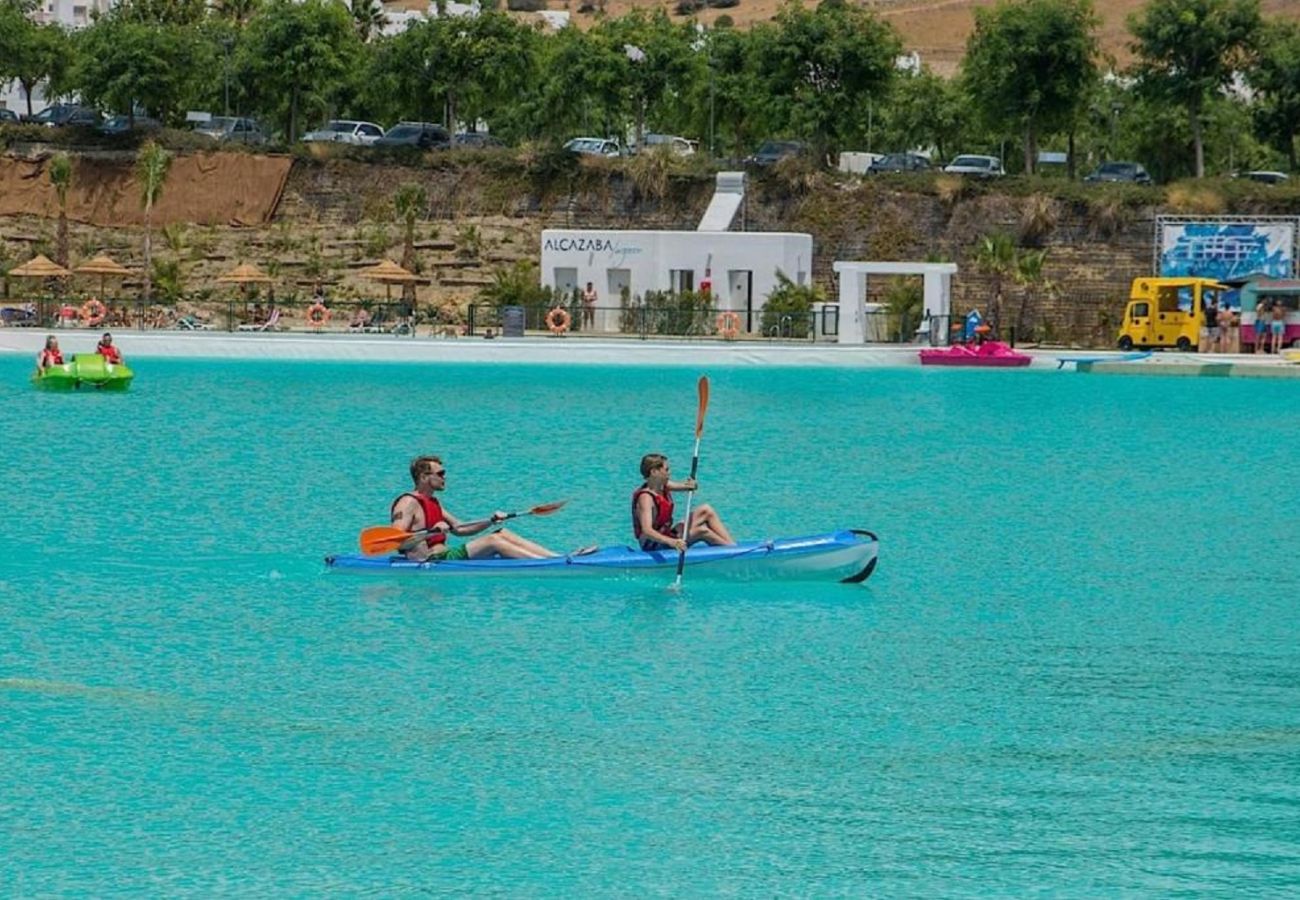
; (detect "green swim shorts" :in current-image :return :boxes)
[442,543,469,561]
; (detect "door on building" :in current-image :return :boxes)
[728,270,753,330]
[553,267,578,304]
[605,269,631,333]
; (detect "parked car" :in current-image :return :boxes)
[633,133,697,156]
[453,131,505,149]
[374,121,450,149]
[563,137,623,157]
[943,154,1005,177]
[1083,161,1152,184]
[29,104,101,128]
[99,114,162,136]
[1234,170,1289,185]
[193,116,269,145]
[301,119,385,145]
[744,139,806,167]
[0,109,19,124]
[867,152,931,174]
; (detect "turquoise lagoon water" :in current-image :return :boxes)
[3,356,1300,895]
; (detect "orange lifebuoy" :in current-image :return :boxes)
[81,298,107,326]
[716,311,741,340]
[546,306,571,334]
[307,302,331,327]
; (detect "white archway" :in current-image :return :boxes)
[832,261,958,344]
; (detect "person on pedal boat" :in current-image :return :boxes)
[36,335,63,374]
[391,455,567,562]
[632,453,735,552]
[96,332,123,365]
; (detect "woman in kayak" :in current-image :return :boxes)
[96,332,123,364]
[36,335,63,374]
[633,453,735,552]
[391,455,565,561]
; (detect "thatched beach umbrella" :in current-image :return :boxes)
[217,262,273,286]
[74,254,133,297]
[358,258,417,303]
[217,262,274,311]
[9,254,72,279]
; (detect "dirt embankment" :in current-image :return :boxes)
[0,150,1204,345]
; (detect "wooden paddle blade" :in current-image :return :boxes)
[528,500,568,516]
[695,376,710,438]
[359,525,413,555]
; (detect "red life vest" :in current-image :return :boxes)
[98,343,121,364]
[390,492,448,548]
[632,486,674,543]
[39,349,63,368]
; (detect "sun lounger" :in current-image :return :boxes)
[237,308,281,332]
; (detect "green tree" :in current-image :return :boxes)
[48,153,72,271]
[595,10,700,147]
[753,0,901,158]
[237,0,360,141]
[136,140,172,307]
[113,0,206,25]
[0,13,72,118]
[1128,0,1262,178]
[74,18,209,123]
[962,0,1099,174]
[1248,20,1300,172]
[879,68,966,161]
[380,12,534,132]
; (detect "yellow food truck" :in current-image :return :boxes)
[1116,277,1231,351]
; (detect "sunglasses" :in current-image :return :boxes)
[426,468,446,477]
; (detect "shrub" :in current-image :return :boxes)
[478,260,555,313]
[674,0,703,13]
[760,270,824,336]
[714,13,734,26]
[506,0,545,9]
[708,0,739,8]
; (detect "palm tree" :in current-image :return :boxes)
[48,153,72,274]
[394,183,427,305]
[136,141,173,307]
[973,232,1016,337]
[1013,248,1049,341]
[351,0,386,42]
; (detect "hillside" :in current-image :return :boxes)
[587,0,1300,77]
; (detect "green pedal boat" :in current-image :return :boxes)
[33,353,134,391]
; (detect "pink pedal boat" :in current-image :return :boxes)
[919,340,1032,368]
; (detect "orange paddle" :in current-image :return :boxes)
[359,500,569,555]
[673,375,710,589]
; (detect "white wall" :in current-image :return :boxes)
[540,229,813,333]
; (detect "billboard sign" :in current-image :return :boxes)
[1157,219,1297,281]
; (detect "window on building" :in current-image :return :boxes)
[669,269,694,294]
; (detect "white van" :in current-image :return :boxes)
[636,133,697,157]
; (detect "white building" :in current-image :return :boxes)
[539,228,813,333]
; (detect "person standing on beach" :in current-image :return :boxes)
[1254,298,1270,353]
[391,455,563,562]
[632,452,735,552]
[581,282,598,330]
[36,335,62,374]
[1271,299,1287,354]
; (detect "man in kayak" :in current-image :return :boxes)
[36,335,63,374]
[96,333,123,365]
[391,455,564,561]
[633,453,735,552]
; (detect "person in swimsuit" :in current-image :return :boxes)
[632,452,735,552]
[390,455,562,562]
[1254,299,1269,353]
[1270,299,1287,355]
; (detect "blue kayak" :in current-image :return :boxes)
[326,529,878,583]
